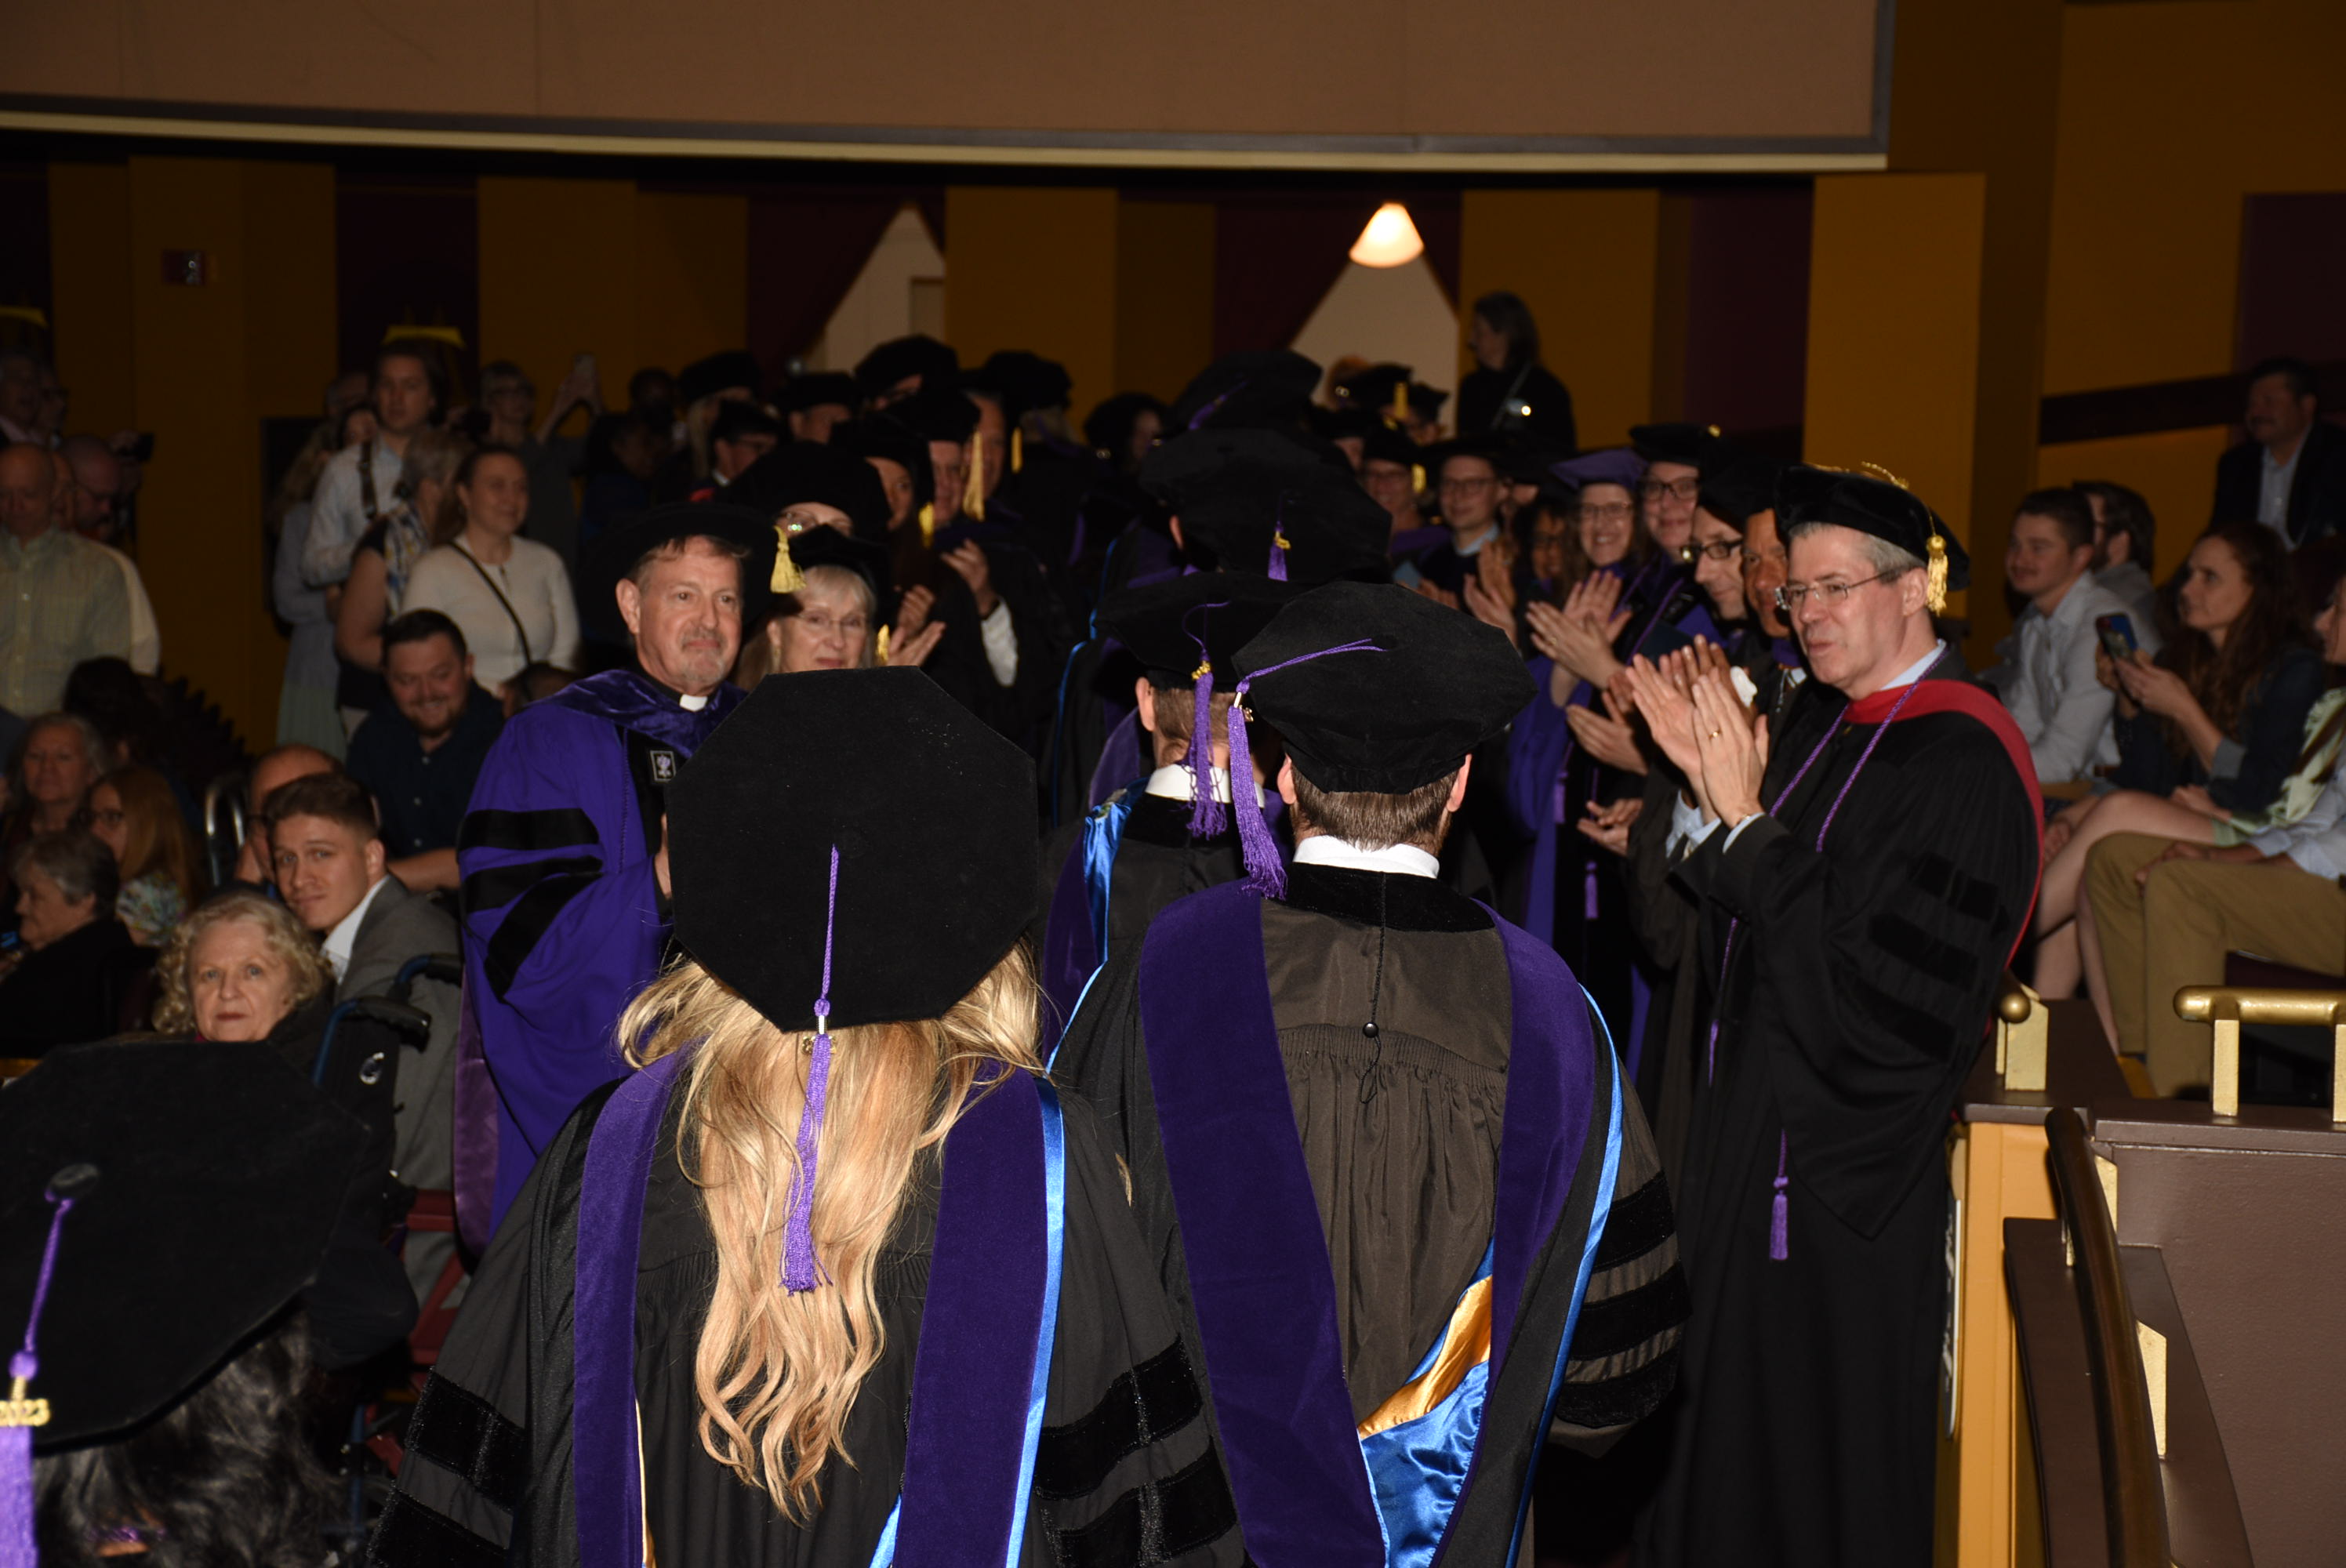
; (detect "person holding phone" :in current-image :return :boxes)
[2026,521,2325,996]
[1988,488,2141,789]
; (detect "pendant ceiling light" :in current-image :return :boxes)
[1348,202,1425,268]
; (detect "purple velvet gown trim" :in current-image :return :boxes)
[569,1054,1054,1568]
[1137,881,1600,1566]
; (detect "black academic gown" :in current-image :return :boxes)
[1059,863,1686,1562]
[1036,789,1248,960]
[1633,652,2039,1568]
[372,1080,1247,1567]
[1623,636,1807,1186]
[900,527,1070,753]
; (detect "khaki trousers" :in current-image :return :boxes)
[2085,832,2346,1093]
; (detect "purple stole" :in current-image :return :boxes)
[569,1054,1066,1568]
[1137,880,1609,1566]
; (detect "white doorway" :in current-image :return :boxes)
[804,205,947,373]
[1287,257,1462,435]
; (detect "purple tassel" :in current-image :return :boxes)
[1705,1021,1719,1086]
[1768,1132,1790,1261]
[1226,688,1286,898]
[0,1385,31,1568]
[1222,638,1388,898]
[780,848,843,1294]
[4,1189,77,1568]
[1186,664,1226,838]
[1267,532,1290,583]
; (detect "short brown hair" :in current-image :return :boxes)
[1290,768,1459,853]
[1146,680,1235,750]
[259,772,380,843]
[2014,487,2095,553]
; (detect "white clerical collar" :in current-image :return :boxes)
[1291,835,1441,880]
[1143,762,1263,806]
[323,876,390,980]
[677,691,709,711]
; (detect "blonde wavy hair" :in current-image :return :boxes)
[616,942,1041,1521]
[152,891,334,1035]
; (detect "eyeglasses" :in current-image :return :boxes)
[1679,541,1739,564]
[1640,477,1700,503]
[1439,476,1496,494]
[796,614,870,640]
[1578,502,1635,525]
[1773,570,1899,613]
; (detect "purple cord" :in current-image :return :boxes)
[1266,496,1291,583]
[1183,600,1232,839]
[780,847,841,1294]
[3,1191,75,1568]
[1226,640,1384,897]
[1696,678,1925,1260]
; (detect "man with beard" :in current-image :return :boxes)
[457,503,772,1229]
[346,609,505,895]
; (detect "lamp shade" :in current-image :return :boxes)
[1348,202,1425,268]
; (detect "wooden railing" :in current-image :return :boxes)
[2043,1107,2169,1568]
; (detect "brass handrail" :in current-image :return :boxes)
[2045,1107,2170,1567]
[2171,985,2346,1120]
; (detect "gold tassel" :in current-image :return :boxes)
[963,435,987,521]
[1411,463,1426,495]
[1392,382,1409,420]
[876,625,891,664]
[1926,532,1949,615]
[1011,426,1024,474]
[769,524,805,593]
[918,502,936,547]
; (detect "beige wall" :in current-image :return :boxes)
[4,0,1879,145]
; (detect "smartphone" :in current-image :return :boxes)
[2094,613,2138,663]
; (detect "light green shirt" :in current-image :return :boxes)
[0,525,132,714]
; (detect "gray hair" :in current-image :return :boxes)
[1783,517,1924,582]
[16,711,109,782]
[9,829,120,919]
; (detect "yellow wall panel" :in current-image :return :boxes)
[2036,427,2232,583]
[1804,172,1987,615]
[46,162,135,437]
[124,157,291,744]
[478,176,640,410]
[1114,200,1215,406]
[945,187,1119,423]
[1459,189,1659,450]
[240,161,337,418]
[2043,0,2346,395]
[635,190,747,380]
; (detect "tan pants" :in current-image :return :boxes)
[2085,832,2346,1093]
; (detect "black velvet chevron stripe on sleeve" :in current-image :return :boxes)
[403,1374,528,1514]
[1044,1449,1240,1568]
[1035,1339,1208,1500]
[365,1488,508,1568]
[459,807,600,853]
[1554,1140,1687,1433]
[459,855,603,920]
[483,873,601,997]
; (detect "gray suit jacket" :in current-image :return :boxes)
[341,876,462,1301]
